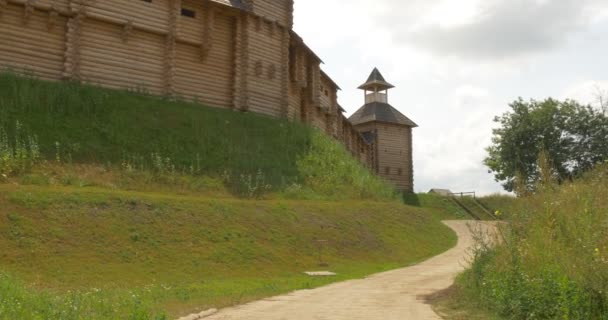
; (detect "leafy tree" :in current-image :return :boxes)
[485,98,608,192]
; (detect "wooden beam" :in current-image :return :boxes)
[233,12,249,111]
[63,0,87,81]
[0,0,8,18]
[22,0,33,25]
[279,27,289,118]
[200,1,215,61]
[164,0,179,96]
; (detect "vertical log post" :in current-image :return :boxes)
[239,13,250,111]
[200,1,215,61]
[64,0,88,81]
[23,0,34,25]
[279,26,289,118]
[0,0,7,18]
[163,0,179,97]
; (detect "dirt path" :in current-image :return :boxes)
[202,221,495,320]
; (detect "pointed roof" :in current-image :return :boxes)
[349,102,418,127]
[358,68,395,90]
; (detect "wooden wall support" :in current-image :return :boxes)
[0,0,8,18]
[121,20,133,42]
[47,6,59,30]
[233,12,249,111]
[200,2,215,60]
[63,0,87,81]
[163,0,179,96]
[23,0,34,24]
[279,27,289,118]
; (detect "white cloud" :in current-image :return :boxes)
[375,0,605,60]
[294,0,608,195]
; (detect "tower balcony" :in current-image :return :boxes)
[365,92,388,104]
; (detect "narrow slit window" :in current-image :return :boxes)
[181,8,196,18]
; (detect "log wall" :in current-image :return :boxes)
[251,0,292,27]
[0,0,377,173]
[174,9,236,107]
[79,19,165,94]
[0,3,67,81]
[245,16,284,116]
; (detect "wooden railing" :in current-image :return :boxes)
[449,191,476,198]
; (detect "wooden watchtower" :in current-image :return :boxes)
[349,68,418,192]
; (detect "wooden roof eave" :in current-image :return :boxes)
[320,70,342,91]
[289,31,324,64]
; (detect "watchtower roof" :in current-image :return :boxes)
[349,102,418,127]
[358,68,395,90]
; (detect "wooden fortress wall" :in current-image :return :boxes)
[0,0,372,168]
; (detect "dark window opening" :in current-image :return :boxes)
[141,0,152,2]
[385,167,390,175]
[398,168,403,176]
[181,8,196,18]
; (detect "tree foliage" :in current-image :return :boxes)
[485,98,608,192]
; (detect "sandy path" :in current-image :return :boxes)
[202,220,495,320]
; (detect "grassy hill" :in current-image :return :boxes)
[0,72,393,200]
[0,73,464,319]
[0,184,458,319]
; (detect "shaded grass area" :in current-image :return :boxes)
[453,196,496,221]
[440,164,608,319]
[0,72,395,199]
[0,184,458,319]
[429,276,503,320]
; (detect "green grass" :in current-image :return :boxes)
[403,193,470,220]
[429,275,503,320]
[445,163,608,320]
[0,184,459,319]
[453,196,496,220]
[0,72,394,200]
[0,72,462,319]
[477,194,517,217]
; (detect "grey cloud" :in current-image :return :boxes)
[379,0,601,60]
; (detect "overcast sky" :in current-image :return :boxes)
[293,0,608,195]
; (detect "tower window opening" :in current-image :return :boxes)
[181,8,196,18]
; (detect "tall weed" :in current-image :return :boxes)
[0,121,40,177]
[462,163,608,319]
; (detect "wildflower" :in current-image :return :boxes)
[494,210,502,217]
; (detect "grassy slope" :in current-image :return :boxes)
[0,73,460,319]
[0,184,457,318]
[0,73,309,181]
[436,164,608,320]
[454,197,496,220]
[0,72,394,199]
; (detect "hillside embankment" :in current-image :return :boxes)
[434,164,608,320]
[0,73,464,319]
